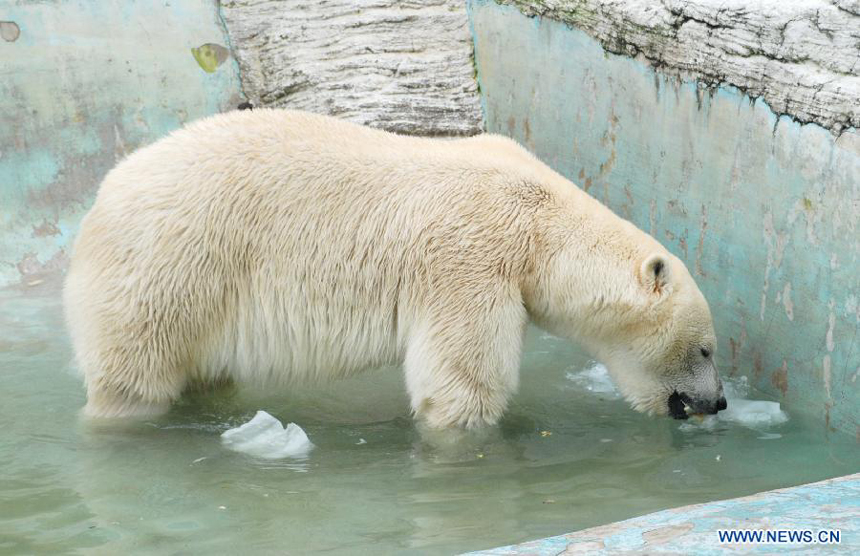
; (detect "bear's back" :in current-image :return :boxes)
[113,111,549,383]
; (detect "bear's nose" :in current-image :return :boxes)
[716,396,728,412]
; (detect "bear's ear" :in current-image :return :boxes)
[639,253,671,295]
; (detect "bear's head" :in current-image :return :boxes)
[528,239,726,420]
[600,252,727,419]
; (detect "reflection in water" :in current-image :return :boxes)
[0,277,857,554]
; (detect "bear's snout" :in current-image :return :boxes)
[667,391,728,419]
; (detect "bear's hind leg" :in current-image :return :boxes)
[80,341,187,419]
[84,387,171,419]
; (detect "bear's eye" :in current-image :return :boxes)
[700,347,711,358]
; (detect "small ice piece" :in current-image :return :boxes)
[680,400,787,432]
[678,414,719,432]
[719,399,788,428]
[566,362,621,398]
[722,376,750,399]
[679,375,788,433]
[221,411,314,459]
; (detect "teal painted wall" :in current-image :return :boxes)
[468,0,859,435]
[0,0,243,286]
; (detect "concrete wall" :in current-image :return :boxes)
[0,0,243,287]
[468,0,859,435]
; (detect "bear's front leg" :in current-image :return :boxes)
[403,293,527,429]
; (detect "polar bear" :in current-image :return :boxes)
[64,109,726,427]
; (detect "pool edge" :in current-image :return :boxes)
[465,472,860,554]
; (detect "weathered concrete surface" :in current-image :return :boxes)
[468,0,859,435]
[496,0,860,134]
[0,1,243,287]
[220,0,483,136]
[467,473,860,554]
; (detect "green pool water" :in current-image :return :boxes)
[1,277,856,554]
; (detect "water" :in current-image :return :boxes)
[1,276,856,554]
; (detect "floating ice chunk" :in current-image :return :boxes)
[221,411,314,459]
[565,365,788,431]
[680,397,788,433]
[677,376,787,432]
[678,414,719,432]
[723,376,750,399]
[719,399,788,428]
[566,362,621,398]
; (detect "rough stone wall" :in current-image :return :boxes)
[499,0,860,134]
[220,0,484,136]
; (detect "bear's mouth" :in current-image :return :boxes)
[667,391,693,420]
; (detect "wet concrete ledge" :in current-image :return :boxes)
[466,472,860,554]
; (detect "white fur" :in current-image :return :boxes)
[64,109,720,427]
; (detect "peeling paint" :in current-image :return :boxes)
[0,20,20,42]
[781,282,794,321]
[728,329,748,377]
[826,301,836,352]
[112,124,127,161]
[191,43,229,73]
[753,352,764,381]
[648,199,657,237]
[560,540,604,553]
[15,250,68,278]
[760,210,790,321]
[695,204,707,277]
[31,220,60,238]
[677,228,689,260]
[772,360,789,396]
[642,522,694,545]
[846,295,858,322]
